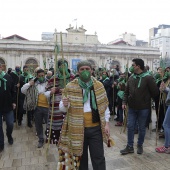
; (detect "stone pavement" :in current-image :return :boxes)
[0,111,169,170]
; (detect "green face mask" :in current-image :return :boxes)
[129,66,134,73]
[46,76,51,79]
[59,67,65,74]
[118,77,124,82]
[38,77,45,83]
[24,72,28,76]
[167,72,170,78]
[155,73,161,79]
[79,70,91,82]
[102,75,107,80]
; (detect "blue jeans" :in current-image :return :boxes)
[127,108,149,147]
[0,110,14,146]
[163,106,170,147]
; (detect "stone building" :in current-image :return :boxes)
[0,25,160,72]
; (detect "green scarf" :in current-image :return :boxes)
[103,77,109,83]
[133,72,150,88]
[78,78,97,110]
[13,71,20,76]
[0,71,7,90]
[22,73,33,83]
[117,90,124,99]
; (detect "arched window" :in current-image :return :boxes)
[25,58,38,74]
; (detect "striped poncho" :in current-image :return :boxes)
[45,75,74,144]
[57,77,109,169]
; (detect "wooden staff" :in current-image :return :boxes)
[46,33,59,155]
[15,76,20,128]
[60,32,73,151]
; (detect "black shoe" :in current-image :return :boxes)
[28,123,33,128]
[0,145,4,152]
[18,121,22,126]
[37,141,44,148]
[8,136,13,145]
[120,145,134,155]
[137,145,143,154]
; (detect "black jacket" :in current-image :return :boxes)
[0,74,16,113]
[123,73,159,110]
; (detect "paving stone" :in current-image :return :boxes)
[0,110,170,169]
[12,159,22,167]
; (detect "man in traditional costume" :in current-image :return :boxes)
[57,60,110,170]
[120,58,159,155]
[0,63,16,152]
[45,60,74,145]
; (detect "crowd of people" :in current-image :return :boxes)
[0,58,170,169]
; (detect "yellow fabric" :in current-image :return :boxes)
[37,94,49,108]
[84,112,100,127]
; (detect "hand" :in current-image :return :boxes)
[12,103,16,110]
[160,82,165,91]
[62,97,69,107]
[105,122,110,137]
[122,104,126,110]
[16,83,20,88]
[29,80,34,86]
[50,87,57,95]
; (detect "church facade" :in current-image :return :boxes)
[0,25,160,72]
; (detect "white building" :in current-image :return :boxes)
[0,26,160,72]
[150,25,170,58]
[108,32,137,46]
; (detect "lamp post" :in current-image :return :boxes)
[106,58,112,70]
[48,56,54,69]
[153,59,160,71]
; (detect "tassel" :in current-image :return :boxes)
[107,138,115,147]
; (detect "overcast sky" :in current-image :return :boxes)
[0,0,170,44]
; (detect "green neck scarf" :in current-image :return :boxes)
[13,71,20,76]
[133,72,150,88]
[103,77,109,83]
[117,90,124,99]
[22,73,33,83]
[0,71,7,90]
[78,78,97,110]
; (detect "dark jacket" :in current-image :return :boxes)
[123,73,159,110]
[0,73,16,113]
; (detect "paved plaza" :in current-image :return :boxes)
[0,111,169,170]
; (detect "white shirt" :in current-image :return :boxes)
[59,89,110,122]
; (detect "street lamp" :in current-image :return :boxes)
[153,59,160,71]
[106,58,112,69]
[48,56,54,69]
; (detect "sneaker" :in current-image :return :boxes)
[115,122,123,126]
[155,146,167,153]
[37,142,44,148]
[137,145,143,154]
[165,147,170,154]
[120,145,134,155]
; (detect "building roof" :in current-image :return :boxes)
[109,40,131,46]
[3,34,28,40]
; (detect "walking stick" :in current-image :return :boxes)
[156,91,163,146]
[15,76,21,127]
[46,33,59,156]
